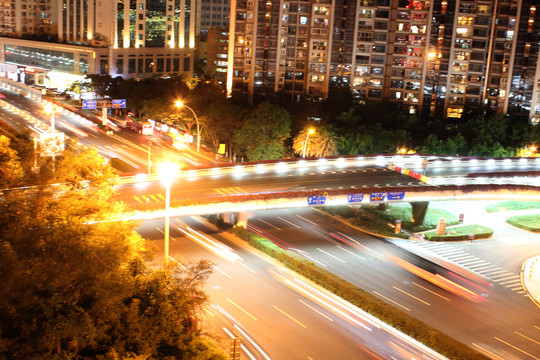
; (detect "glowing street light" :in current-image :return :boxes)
[302,128,315,158]
[175,100,201,153]
[44,103,57,174]
[158,161,180,265]
[44,103,56,133]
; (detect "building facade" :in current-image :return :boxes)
[227,0,540,121]
[0,0,196,90]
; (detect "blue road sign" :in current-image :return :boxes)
[112,99,126,108]
[370,192,386,202]
[307,195,326,205]
[347,193,364,203]
[387,191,405,200]
[82,100,97,110]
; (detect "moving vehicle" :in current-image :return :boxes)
[126,116,153,135]
[387,239,493,302]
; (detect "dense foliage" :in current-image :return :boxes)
[80,76,540,161]
[0,137,225,359]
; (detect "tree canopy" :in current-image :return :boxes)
[84,75,540,160]
[0,140,226,360]
[233,102,291,161]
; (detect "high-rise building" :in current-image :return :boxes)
[227,0,540,122]
[0,0,196,90]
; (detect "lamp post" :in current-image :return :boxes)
[45,103,56,133]
[175,100,201,152]
[44,104,56,174]
[302,128,315,158]
[147,141,152,174]
[159,161,179,265]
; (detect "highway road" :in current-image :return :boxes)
[247,206,540,360]
[111,163,427,209]
[136,216,447,360]
[0,86,215,171]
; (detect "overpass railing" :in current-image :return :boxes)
[115,154,540,186]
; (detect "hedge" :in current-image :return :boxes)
[423,225,493,241]
[506,215,540,232]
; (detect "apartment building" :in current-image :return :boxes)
[228,0,540,121]
[0,0,196,90]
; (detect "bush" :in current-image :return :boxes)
[506,215,540,232]
[423,225,493,241]
[486,201,540,213]
[321,204,459,238]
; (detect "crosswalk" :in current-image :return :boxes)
[404,240,526,295]
[132,187,248,203]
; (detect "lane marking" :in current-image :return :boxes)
[278,216,302,228]
[337,245,366,260]
[373,291,410,311]
[238,262,257,274]
[258,218,282,231]
[392,286,431,306]
[500,279,521,285]
[494,274,519,281]
[227,298,258,321]
[149,194,160,202]
[157,194,165,201]
[213,266,232,279]
[494,336,540,360]
[133,196,143,203]
[317,248,346,263]
[299,299,334,322]
[460,260,486,266]
[412,282,450,301]
[515,331,540,345]
[472,343,507,360]
[295,214,319,226]
[272,305,307,328]
[355,343,384,360]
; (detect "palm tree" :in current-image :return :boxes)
[293,125,338,158]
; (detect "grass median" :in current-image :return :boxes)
[507,214,540,232]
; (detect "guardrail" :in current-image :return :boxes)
[430,175,540,187]
[115,154,540,186]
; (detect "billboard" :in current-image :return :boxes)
[40,132,65,157]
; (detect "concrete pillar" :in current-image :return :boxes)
[220,212,234,225]
[235,211,249,229]
[410,201,429,225]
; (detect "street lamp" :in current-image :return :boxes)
[44,103,56,133]
[302,128,315,158]
[158,161,180,265]
[44,104,56,174]
[175,100,201,153]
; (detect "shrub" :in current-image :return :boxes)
[423,225,493,241]
[506,215,540,232]
[486,201,540,213]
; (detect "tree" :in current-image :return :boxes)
[292,125,338,157]
[203,101,242,158]
[0,142,226,359]
[233,102,291,161]
[0,135,23,187]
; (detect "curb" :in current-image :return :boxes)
[521,256,540,309]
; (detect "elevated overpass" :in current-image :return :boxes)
[112,154,540,226]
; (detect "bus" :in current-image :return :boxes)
[160,131,189,150]
[387,239,493,302]
[126,116,153,135]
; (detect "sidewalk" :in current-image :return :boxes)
[522,256,540,308]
